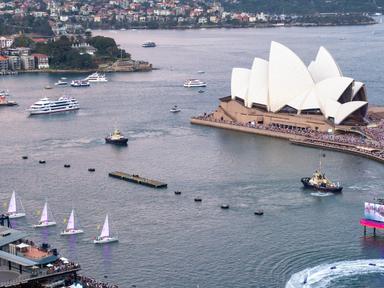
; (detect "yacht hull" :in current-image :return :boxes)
[8,213,26,219]
[28,107,80,115]
[93,237,118,244]
[33,221,57,228]
[60,229,84,235]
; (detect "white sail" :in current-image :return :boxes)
[66,209,75,230]
[100,214,109,238]
[40,202,48,222]
[8,191,16,214]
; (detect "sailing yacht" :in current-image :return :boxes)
[33,202,57,228]
[60,209,84,235]
[93,214,118,244]
[6,191,25,219]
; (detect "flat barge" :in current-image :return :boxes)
[108,171,167,188]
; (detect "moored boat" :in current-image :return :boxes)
[55,80,68,86]
[301,172,343,193]
[27,96,79,115]
[71,80,90,87]
[170,105,181,113]
[0,91,17,106]
[105,129,128,145]
[184,79,207,88]
[94,214,118,244]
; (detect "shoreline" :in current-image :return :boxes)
[191,118,384,164]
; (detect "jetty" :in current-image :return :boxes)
[108,171,167,188]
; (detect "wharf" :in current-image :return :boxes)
[108,171,167,188]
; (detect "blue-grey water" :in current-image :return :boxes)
[1,23,384,288]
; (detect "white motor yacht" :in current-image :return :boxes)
[84,72,108,82]
[27,97,79,115]
[183,79,207,88]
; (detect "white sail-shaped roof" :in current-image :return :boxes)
[308,47,342,83]
[315,77,354,106]
[324,98,342,119]
[231,68,250,105]
[335,101,368,125]
[268,41,314,112]
[247,58,269,108]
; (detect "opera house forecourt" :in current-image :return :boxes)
[192,41,384,163]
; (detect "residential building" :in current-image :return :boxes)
[21,56,35,70]
[0,37,13,49]
[8,56,21,70]
[32,53,49,69]
[0,56,9,71]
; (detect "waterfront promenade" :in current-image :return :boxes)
[191,115,384,164]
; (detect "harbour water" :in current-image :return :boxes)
[1,23,384,287]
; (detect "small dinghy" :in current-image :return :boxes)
[22,156,28,160]
[194,197,202,202]
[221,204,229,209]
[61,209,84,235]
[33,201,57,228]
[174,191,182,195]
[64,164,71,168]
[170,105,181,113]
[39,160,46,164]
[7,191,26,219]
[94,214,118,244]
[88,168,95,172]
[254,210,264,216]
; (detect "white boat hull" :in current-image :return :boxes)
[8,212,26,219]
[60,229,84,235]
[33,221,57,228]
[183,83,207,87]
[28,107,79,115]
[93,237,118,244]
[87,79,108,82]
[170,109,181,113]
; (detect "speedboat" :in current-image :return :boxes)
[183,79,207,88]
[27,96,79,115]
[60,209,84,235]
[71,80,90,87]
[84,72,108,82]
[142,41,156,48]
[94,214,118,244]
[105,129,128,145]
[170,105,181,113]
[55,80,68,86]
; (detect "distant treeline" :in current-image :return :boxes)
[222,0,384,14]
[0,15,53,36]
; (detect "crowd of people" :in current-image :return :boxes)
[77,275,118,288]
[193,114,384,161]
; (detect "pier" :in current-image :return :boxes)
[108,171,167,188]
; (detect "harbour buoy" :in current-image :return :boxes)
[194,197,202,202]
[254,210,264,216]
[221,204,229,209]
[39,160,46,164]
[22,156,28,160]
[64,164,70,168]
[174,191,181,195]
[88,168,95,172]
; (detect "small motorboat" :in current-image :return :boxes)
[105,129,128,146]
[22,156,28,160]
[194,197,202,202]
[88,168,95,172]
[71,80,90,87]
[198,90,205,93]
[197,70,205,74]
[39,160,46,164]
[64,164,71,168]
[254,210,264,216]
[44,85,53,90]
[221,204,229,209]
[55,80,68,86]
[142,41,156,48]
[174,191,182,195]
[170,105,181,113]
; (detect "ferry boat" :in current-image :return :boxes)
[183,79,207,88]
[27,97,79,115]
[142,41,156,48]
[105,129,128,145]
[84,72,108,82]
[0,90,17,106]
[70,80,90,87]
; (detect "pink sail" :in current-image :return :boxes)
[100,214,109,238]
[7,191,16,214]
[67,209,75,230]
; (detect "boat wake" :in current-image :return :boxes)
[310,192,333,197]
[285,259,384,288]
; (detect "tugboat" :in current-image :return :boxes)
[105,129,128,146]
[301,152,343,193]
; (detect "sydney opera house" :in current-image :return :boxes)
[209,41,369,132]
